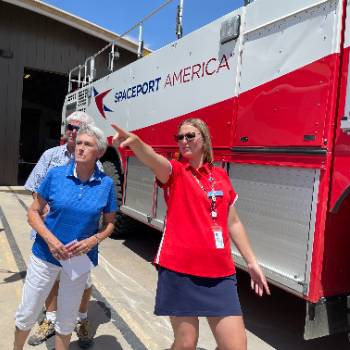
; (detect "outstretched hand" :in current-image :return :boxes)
[111,123,138,149]
[247,262,271,297]
[112,123,171,184]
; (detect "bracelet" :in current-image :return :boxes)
[94,234,102,244]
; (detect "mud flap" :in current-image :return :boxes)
[304,296,350,340]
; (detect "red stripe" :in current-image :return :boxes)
[133,97,236,148]
[130,53,339,150]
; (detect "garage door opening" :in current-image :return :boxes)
[18,68,67,185]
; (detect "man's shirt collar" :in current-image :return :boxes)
[62,143,74,159]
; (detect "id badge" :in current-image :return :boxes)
[212,225,224,249]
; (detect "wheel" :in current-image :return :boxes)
[102,160,122,206]
[102,160,141,237]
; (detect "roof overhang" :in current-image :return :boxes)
[2,0,151,54]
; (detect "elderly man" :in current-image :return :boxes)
[24,111,101,348]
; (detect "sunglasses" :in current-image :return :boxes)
[174,132,198,142]
[67,123,80,132]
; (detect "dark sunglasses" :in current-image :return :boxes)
[174,132,197,142]
[66,123,80,132]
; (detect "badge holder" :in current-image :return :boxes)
[209,191,224,249]
[212,223,224,249]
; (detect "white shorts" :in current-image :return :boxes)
[56,270,92,288]
[15,255,89,335]
[29,231,92,289]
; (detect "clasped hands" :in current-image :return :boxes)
[48,236,97,261]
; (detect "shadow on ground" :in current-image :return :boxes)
[111,225,162,263]
[44,300,114,349]
[80,334,123,349]
[0,188,29,195]
[0,270,26,284]
[237,270,349,350]
[88,300,112,336]
[110,223,350,349]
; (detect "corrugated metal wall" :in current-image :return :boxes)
[0,1,136,184]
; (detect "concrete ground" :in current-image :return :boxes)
[0,186,349,349]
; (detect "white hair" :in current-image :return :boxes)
[77,124,107,153]
[67,111,95,126]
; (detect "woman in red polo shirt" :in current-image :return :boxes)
[112,118,270,350]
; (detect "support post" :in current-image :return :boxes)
[176,0,184,39]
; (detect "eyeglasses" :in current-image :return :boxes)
[174,132,198,142]
[67,123,80,132]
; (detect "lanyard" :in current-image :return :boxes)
[192,171,218,221]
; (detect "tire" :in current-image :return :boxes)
[102,160,122,205]
[102,160,141,237]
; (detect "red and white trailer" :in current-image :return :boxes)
[62,0,350,339]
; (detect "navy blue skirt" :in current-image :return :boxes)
[154,267,242,317]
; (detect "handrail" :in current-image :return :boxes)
[67,0,180,92]
[137,23,144,59]
[68,65,84,92]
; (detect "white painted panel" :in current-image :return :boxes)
[240,0,342,93]
[229,164,319,294]
[245,0,332,32]
[85,8,242,135]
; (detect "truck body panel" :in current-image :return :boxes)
[62,0,350,337]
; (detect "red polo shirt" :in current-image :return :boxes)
[155,159,238,277]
